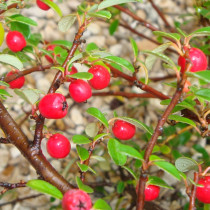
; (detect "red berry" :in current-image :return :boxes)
[36,0,52,10]
[6,31,26,52]
[69,79,92,103]
[45,45,56,63]
[196,176,210,204]
[62,189,92,210]
[6,70,25,89]
[88,65,110,90]
[112,120,136,140]
[178,48,207,73]
[47,133,71,158]
[39,93,68,119]
[65,66,78,82]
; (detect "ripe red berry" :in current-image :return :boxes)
[69,79,92,103]
[62,189,92,210]
[6,31,26,52]
[36,0,52,10]
[65,66,78,82]
[39,93,68,119]
[47,133,71,158]
[196,176,210,204]
[112,120,136,140]
[88,65,110,90]
[45,45,56,63]
[178,48,207,73]
[6,70,25,89]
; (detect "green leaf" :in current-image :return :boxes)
[143,50,175,68]
[117,181,125,194]
[86,43,99,53]
[14,89,40,105]
[130,37,138,60]
[176,98,196,113]
[145,42,171,70]
[0,54,23,70]
[153,31,181,41]
[77,162,89,172]
[118,117,153,135]
[27,33,42,46]
[85,122,99,138]
[72,135,91,144]
[58,15,76,32]
[175,157,199,172]
[189,27,210,38]
[109,19,119,35]
[76,145,89,161]
[193,144,209,161]
[93,133,109,142]
[52,66,65,72]
[122,166,137,180]
[76,177,94,193]
[67,72,93,80]
[168,115,196,127]
[186,70,210,83]
[8,14,37,26]
[98,0,141,10]
[41,0,63,17]
[93,199,112,210]
[160,145,171,155]
[107,138,127,166]
[153,161,181,180]
[51,40,73,49]
[176,27,187,37]
[86,107,109,128]
[147,176,173,189]
[195,88,210,102]
[88,10,112,19]
[103,56,135,73]
[0,89,12,97]
[10,22,30,39]
[26,180,63,199]
[0,81,9,87]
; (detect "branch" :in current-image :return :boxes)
[0,181,26,194]
[4,64,52,83]
[0,3,19,15]
[0,137,10,144]
[136,62,192,209]
[150,74,176,82]
[148,0,175,32]
[92,91,156,99]
[189,172,199,210]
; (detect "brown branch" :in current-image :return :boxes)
[92,91,156,99]
[107,64,169,100]
[0,137,10,144]
[150,74,176,82]
[136,62,192,209]
[0,3,18,15]
[114,5,159,32]
[0,194,43,207]
[148,0,175,32]
[4,64,52,83]
[0,181,26,194]
[189,172,199,210]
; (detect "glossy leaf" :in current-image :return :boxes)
[88,10,112,19]
[0,89,12,97]
[109,19,119,35]
[189,26,210,38]
[153,161,181,180]
[72,135,91,144]
[93,199,112,210]
[51,40,73,48]
[175,157,198,172]
[76,177,94,193]
[26,180,63,199]
[77,162,89,172]
[93,133,109,142]
[117,181,125,194]
[195,88,210,102]
[103,56,135,72]
[41,0,62,17]
[0,54,23,70]
[130,37,138,60]
[147,176,173,189]
[153,31,181,41]
[98,0,141,10]
[8,14,37,26]
[160,145,171,154]
[118,117,153,135]
[186,70,210,83]
[86,42,99,53]
[86,107,109,127]
[58,15,76,32]
[107,138,127,166]
[168,115,196,127]
[67,72,93,80]
[76,145,89,161]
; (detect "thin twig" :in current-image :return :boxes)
[0,181,26,194]
[189,172,199,210]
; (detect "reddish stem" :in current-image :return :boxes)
[189,172,199,210]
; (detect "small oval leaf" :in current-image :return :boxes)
[175,157,199,172]
[0,54,23,70]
